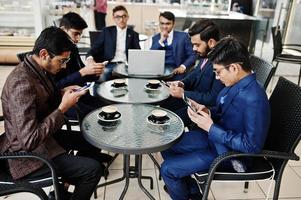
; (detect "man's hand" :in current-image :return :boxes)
[169,84,184,98]
[173,66,186,74]
[79,61,105,77]
[187,100,213,132]
[61,85,80,94]
[58,89,86,113]
[159,31,168,43]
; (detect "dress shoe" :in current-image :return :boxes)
[48,190,72,200]
[163,185,203,200]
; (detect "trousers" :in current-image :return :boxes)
[160,130,218,200]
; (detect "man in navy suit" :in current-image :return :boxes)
[54,12,106,119]
[160,37,271,200]
[161,19,224,124]
[150,11,196,80]
[86,5,140,81]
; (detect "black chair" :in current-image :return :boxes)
[16,51,32,63]
[0,116,61,200]
[89,31,102,47]
[250,54,276,90]
[194,77,301,200]
[271,26,301,85]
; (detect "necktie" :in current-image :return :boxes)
[163,39,168,46]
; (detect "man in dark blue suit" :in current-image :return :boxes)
[150,11,196,80]
[161,37,271,200]
[54,12,106,119]
[161,19,224,125]
[87,5,140,81]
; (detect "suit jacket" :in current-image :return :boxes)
[87,26,141,62]
[209,73,270,155]
[54,45,98,89]
[0,55,66,180]
[150,31,196,70]
[182,59,224,106]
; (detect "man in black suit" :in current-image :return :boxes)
[86,5,141,81]
[55,12,106,119]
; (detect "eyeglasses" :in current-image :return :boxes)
[114,15,128,20]
[48,51,70,65]
[213,62,243,76]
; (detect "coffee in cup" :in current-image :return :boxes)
[147,79,161,89]
[148,109,169,124]
[99,105,121,120]
[112,79,126,88]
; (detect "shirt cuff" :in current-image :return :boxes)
[180,64,186,70]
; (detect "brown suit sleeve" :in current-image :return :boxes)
[3,75,65,151]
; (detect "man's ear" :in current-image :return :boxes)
[39,49,49,60]
[208,39,217,49]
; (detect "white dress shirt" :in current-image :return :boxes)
[111,26,127,62]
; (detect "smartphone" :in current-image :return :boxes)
[183,95,199,114]
[73,82,94,92]
[161,80,170,88]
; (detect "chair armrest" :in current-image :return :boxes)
[0,152,60,200]
[0,115,3,121]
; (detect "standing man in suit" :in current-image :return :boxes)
[87,5,141,81]
[150,11,196,80]
[0,27,102,200]
[160,37,271,200]
[161,19,224,125]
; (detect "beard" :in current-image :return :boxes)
[197,44,211,59]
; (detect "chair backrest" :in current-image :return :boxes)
[250,55,276,89]
[271,26,283,60]
[89,31,102,47]
[264,76,301,157]
[53,18,62,27]
[17,51,32,62]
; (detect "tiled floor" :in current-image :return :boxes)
[0,39,301,200]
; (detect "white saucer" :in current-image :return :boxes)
[97,113,121,122]
[144,84,162,91]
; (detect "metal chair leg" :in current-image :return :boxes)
[244,181,249,193]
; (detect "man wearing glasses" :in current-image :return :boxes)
[150,11,196,80]
[54,12,113,176]
[0,27,102,200]
[160,37,270,200]
[55,12,106,119]
[86,5,140,81]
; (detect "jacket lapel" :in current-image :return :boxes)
[126,28,131,50]
[220,74,256,116]
[112,27,117,53]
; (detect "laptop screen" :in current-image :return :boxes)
[127,50,165,75]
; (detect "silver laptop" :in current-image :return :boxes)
[127,50,165,75]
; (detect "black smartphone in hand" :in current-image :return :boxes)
[161,80,170,88]
[183,95,203,116]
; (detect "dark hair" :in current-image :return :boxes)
[188,19,220,42]
[159,11,175,22]
[112,5,128,15]
[208,36,251,71]
[32,26,74,56]
[60,12,88,30]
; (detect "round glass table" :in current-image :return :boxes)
[81,104,184,199]
[95,78,170,104]
[112,63,174,80]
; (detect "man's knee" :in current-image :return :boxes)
[161,161,177,180]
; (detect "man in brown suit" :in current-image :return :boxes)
[0,27,102,200]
